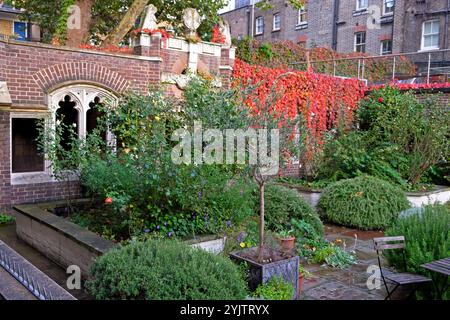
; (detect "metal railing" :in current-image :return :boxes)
[289,49,450,85]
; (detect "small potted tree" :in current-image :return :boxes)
[229,72,301,299]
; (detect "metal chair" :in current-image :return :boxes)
[373,236,432,300]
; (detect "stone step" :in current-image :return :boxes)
[0,240,76,300]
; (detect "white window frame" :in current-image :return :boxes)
[273,13,281,31]
[354,32,366,53]
[10,112,53,185]
[356,0,368,11]
[383,0,395,15]
[297,6,307,26]
[12,21,28,40]
[255,16,264,35]
[380,40,392,55]
[420,20,440,51]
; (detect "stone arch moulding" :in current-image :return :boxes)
[48,84,118,138]
[32,62,130,95]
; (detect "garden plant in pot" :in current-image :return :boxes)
[276,230,296,253]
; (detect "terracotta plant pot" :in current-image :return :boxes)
[277,236,296,252]
[298,275,304,296]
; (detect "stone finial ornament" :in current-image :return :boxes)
[139,4,158,30]
[219,20,232,46]
[183,8,202,36]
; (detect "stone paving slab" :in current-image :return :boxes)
[300,225,398,300]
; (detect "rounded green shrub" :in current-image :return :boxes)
[318,176,410,230]
[86,240,248,300]
[385,205,450,299]
[265,185,324,235]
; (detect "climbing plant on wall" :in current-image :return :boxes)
[233,59,367,160]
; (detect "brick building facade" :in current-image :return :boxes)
[0,34,235,209]
[222,0,450,60]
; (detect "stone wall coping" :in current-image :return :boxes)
[0,38,162,62]
[277,182,450,196]
[13,201,115,255]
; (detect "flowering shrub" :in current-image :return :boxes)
[210,25,226,44]
[79,44,133,54]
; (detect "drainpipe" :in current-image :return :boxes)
[332,0,340,50]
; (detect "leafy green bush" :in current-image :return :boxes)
[253,277,294,300]
[385,205,450,299]
[0,214,15,225]
[87,240,248,300]
[291,219,355,269]
[265,185,324,235]
[318,176,410,230]
[357,87,449,185]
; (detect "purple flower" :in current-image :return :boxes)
[226,221,232,228]
[144,229,150,234]
[198,191,203,200]
[156,225,161,230]
[237,231,247,243]
[168,231,174,238]
[164,222,168,227]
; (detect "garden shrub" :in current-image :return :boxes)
[291,219,355,269]
[385,204,450,299]
[87,240,248,300]
[357,87,450,186]
[252,277,294,300]
[264,185,324,235]
[318,176,410,230]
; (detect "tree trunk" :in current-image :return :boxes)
[257,182,265,262]
[66,0,95,47]
[101,0,148,48]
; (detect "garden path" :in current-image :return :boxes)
[300,225,409,300]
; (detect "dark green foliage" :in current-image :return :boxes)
[291,219,355,269]
[253,276,294,300]
[318,176,410,230]
[0,214,15,225]
[385,205,450,299]
[86,240,248,300]
[315,87,449,189]
[264,185,324,235]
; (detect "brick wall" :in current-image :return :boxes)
[222,0,450,59]
[0,111,12,208]
[10,181,81,205]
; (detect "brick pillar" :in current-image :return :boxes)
[219,46,235,89]
[133,33,161,57]
[0,110,11,209]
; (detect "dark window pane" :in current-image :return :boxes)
[12,118,44,173]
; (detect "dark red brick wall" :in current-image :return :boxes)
[11,181,81,205]
[2,41,162,107]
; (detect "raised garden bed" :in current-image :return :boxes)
[230,247,299,300]
[278,183,450,209]
[13,200,115,278]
